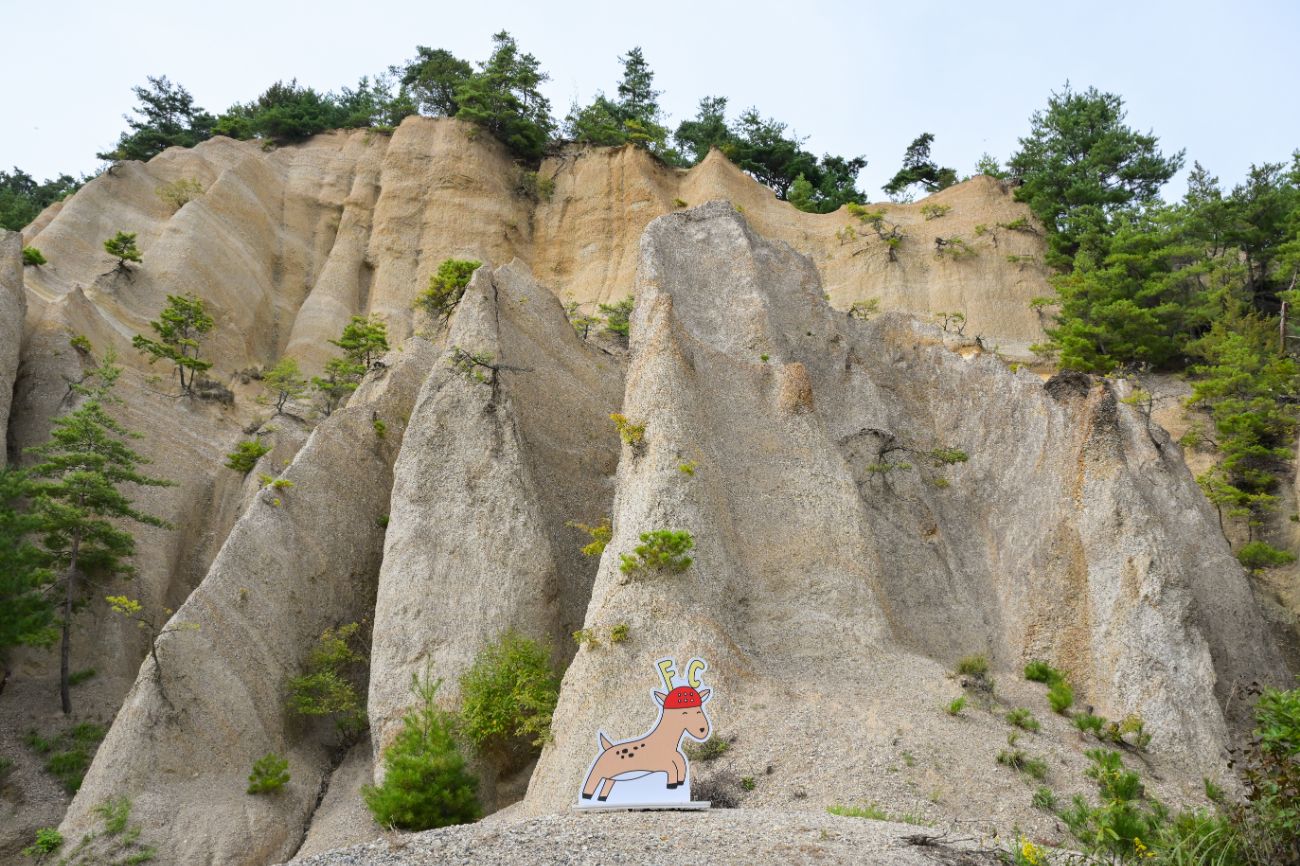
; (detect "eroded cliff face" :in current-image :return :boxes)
[2,120,1290,866]
[0,231,22,460]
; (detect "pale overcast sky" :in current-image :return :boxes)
[3,0,1298,198]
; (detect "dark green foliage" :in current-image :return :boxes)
[1237,540,1298,570]
[1032,786,1057,812]
[1007,707,1041,732]
[1233,685,1300,862]
[0,168,82,232]
[0,468,56,680]
[1023,660,1063,684]
[215,80,346,143]
[414,259,482,323]
[311,316,387,416]
[673,96,731,164]
[362,673,481,830]
[286,621,368,740]
[131,293,214,394]
[599,295,634,339]
[1074,713,1105,735]
[22,828,63,858]
[882,133,958,200]
[224,440,271,474]
[684,735,731,762]
[330,315,389,368]
[246,753,290,794]
[98,76,215,163]
[23,246,46,266]
[454,32,556,162]
[25,354,172,714]
[104,231,142,269]
[956,654,989,677]
[1007,83,1184,269]
[25,722,106,793]
[261,357,308,414]
[997,746,1048,781]
[975,152,1008,179]
[672,98,865,212]
[67,668,95,687]
[396,47,473,116]
[619,529,695,576]
[1048,679,1075,714]
[459,630,560,761]
[310,357,363,417]
[566,47,672,159]
[1060,749,1164,860]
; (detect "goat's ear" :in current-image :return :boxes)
[653,691,667,706]
[697,689,711,703]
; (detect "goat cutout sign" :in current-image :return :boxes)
[576,657,713,810]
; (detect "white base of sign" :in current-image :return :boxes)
[573,801,711,812]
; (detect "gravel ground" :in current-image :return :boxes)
[289,809,1006,866]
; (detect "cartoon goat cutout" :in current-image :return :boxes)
[577,657,713,808]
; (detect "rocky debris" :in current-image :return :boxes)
[287,809,1003,866]
[367,261,623,811]
[56,341,436,866]
[0,231,23,460]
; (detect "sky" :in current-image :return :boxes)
[3,0,1298,198]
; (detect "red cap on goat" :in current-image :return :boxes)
[663,686,703,709]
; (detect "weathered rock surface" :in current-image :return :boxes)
[523,203,1286,830]
[368,261,623,811]
[56,341,435,866]
[288,808,1001,866]
[1,231,23,460]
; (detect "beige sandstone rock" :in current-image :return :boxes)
[56,341,434,866]
[1,231,23,459]
[367,261,623,811]
[523,203,1286,834]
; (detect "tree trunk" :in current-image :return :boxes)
[60,535,80,715]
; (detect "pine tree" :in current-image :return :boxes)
[454,31,555,162]
[131,293,215,394]
[330,315,389,368]
[104,231,143,272]
[262,357,308,414]
[0,467,56,694]
[362,672,480,830]
[882,133,958,201]
[25,352,172,714]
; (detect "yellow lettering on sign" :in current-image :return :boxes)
[687,659,705,688]
[657,659,676,692]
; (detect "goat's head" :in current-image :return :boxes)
[653,685,712,741]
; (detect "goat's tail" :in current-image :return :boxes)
[598,732,614,751]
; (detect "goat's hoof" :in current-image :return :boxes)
[581,793,593,800]
[597,795,608,802]
[666,782,679,789]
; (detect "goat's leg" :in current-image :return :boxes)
[581,768,603,800]
[598,777,616,801]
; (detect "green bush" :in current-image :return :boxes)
[224,440,271,474]
[247,752,290,794]
[609,622,629,643]
[945,695,967,717]
[459,630,559,756]
[599,296,634,339]
[1237,540,1297,571]
[956,654,989,677]
[609,413,645,449]
[286,622,368,740]
[1007,707,1041,733]
[1047,679,1074,714]
[1236,684,1300,858]
[25,722,106,794]
[22,246,46,266]
[22,828,63,857]
[362,673,481,830]
[1023,660,1062,684]
[1074,713,1105,735]
[414,259,482,323]
[997,747,1048,781]
[684,735,730,762]
[155,178,204,210]
[1031,786,1056,812]
[619,529,695,576]
[104,231,142,269]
